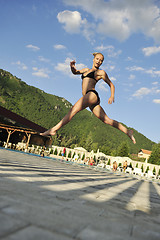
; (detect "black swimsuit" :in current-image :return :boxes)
[81,71,97,81]
[81,71,100,109]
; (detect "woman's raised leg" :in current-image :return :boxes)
[40,93,96,136]
[90,104,136,144]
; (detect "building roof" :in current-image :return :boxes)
[139,149,152,155]
[0,105,47,133]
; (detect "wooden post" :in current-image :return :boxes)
[26,133,31,149]
[6,129,15,147]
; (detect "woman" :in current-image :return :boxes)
[40,52,136,144]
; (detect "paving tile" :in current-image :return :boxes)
[76,226,132,240]
[1,226,74,240]
[132,222,160,240]
[0,148,160,240]
[0,212,28,238]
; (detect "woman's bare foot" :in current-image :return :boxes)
[127,129,136,144]
[40,128,57,137]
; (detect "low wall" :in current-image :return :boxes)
[50,145,160,175]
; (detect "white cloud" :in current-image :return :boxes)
[57,10,93,40]
[132,86,160,99]
[153,99,160,104]
[53,44,66,50]
[31,5,37,13]
[152,81,158,85]
[12,61,28,70]
[129,74,135,80]
[142,46,160,56]
[103,62,115,72]
[63,0,160,42]
[97,81,108,92]
[32,67,50,78]
[155,89,160,94]
[38,56,50,63]
[57,10,84,33]
[95,44,122,58]
[126,66,145,72]
[145,68,160,77]
[127,57,133,61]
[95,44,112,52]
[55,57,86,77]
[32,67,38,71]
[127,65,160,77]
[55,57,72,76]
[26,44,40,51]
[132,87,151,98]
[110,76,116,81]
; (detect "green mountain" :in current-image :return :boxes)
[0,69,155,154]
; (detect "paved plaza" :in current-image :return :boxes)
[0,148,160,240]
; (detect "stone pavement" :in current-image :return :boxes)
[0,148,160,240]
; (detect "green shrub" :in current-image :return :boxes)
[68,151,71,158]
[54,148,57,155]
[50,149,53,154]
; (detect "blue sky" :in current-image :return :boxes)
[0,0,160,143]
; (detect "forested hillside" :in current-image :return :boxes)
[0,69,155,154]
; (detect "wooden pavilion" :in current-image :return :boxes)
[0,106,52,148]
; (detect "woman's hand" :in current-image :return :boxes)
[70,60,77,74]
[70,60,76,68]
[108,97,114,104]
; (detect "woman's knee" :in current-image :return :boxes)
[70,105,81,117]
[103,116,112,125]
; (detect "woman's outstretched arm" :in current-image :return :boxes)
[70,60,88,75]
[101,70,115,104]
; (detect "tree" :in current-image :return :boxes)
[107,159,110,165]
[79,135,86,148]
[50,149,53,154]
[85,132,93,152]
[100,145,111,155]
[91,142,99,152]
[141,164,144,173]
[111,149,117,156]
[148,143,160,165]
[153,167,156,175]
[117,141,129,157]
[145,166,149,173]
[68,151,72,158]
[52,135,60,146]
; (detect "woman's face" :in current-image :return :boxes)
[93,54,104,68]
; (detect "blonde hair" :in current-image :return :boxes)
[92,52,104,60]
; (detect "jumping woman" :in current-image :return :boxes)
[40,53,136,144]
